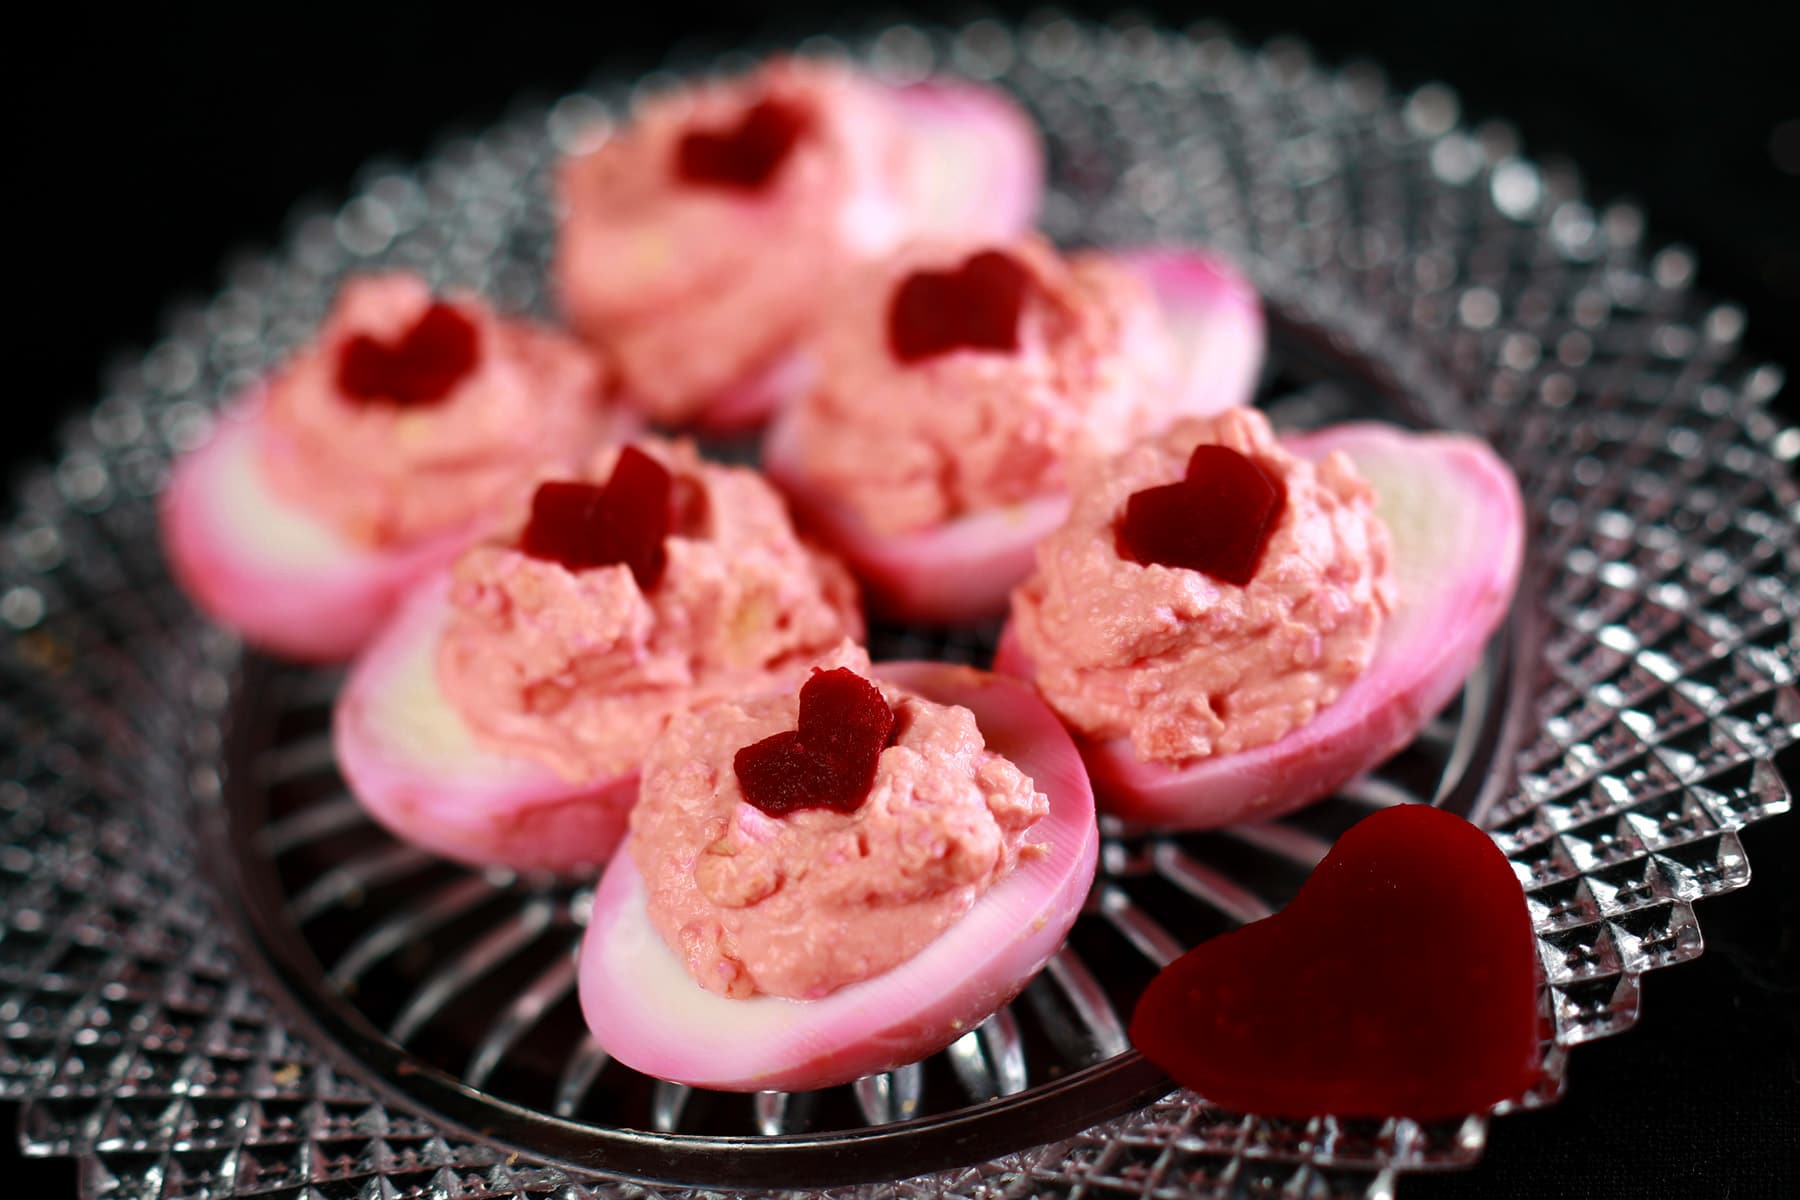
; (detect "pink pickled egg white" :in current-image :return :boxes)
[158,403,477,662]
[762,247,1266,624]
[1107,246,1265,420]
[886,80,1045,244]
[577,661,1098,1093]
[333,572,636,872]
[995,423,1525,829]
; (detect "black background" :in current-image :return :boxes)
[9,2,1798,1196]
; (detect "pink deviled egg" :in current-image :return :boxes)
[159,272,629,661]
[333,439,864,872]
[554,56,1043,430]
[763,237,1264,623]
[577,652,1098,1092]
[997,409,1524,829]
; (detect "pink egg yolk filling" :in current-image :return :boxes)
[630,654,1049,1000]
[435,441,864,783]
[1010,408,1394,764]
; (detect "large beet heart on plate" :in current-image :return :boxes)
[995,422,1525,828]
[1130,803,1542,1118]
[575,662,1098,1093]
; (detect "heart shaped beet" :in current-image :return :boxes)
[1130,804,1541,1119]
[336,302,481,408]
[518,446,674,589]
[1117,443,1286,585]
[676,97,812,190]
[887,249,1033,363]
[734,667,896,816]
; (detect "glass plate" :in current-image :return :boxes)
[2,17,1796,1200]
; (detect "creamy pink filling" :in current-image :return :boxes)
[630,645,1048,1000]
[1010,409,1395,764]
[257,273,612,548]
[436,440,864,781]
[783,238,1186,536]
[555,59,916,422]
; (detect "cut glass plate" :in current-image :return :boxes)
[2,15,1795,1200]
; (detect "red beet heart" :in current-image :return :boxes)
[335,302,481,408]
[518,446,674,589]
[888,250,1033,364]
[1130,804,1541,1119]
[676,97,812,190]
[735,668,897,817]
[1116,443,1286,586]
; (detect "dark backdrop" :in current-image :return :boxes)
[10,3,1797,1197]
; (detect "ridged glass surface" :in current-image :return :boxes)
[2,16,1796,1200]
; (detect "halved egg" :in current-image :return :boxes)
[576,661,1098,1092]
[997,422,1525,828]
[764,247,1264,624]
